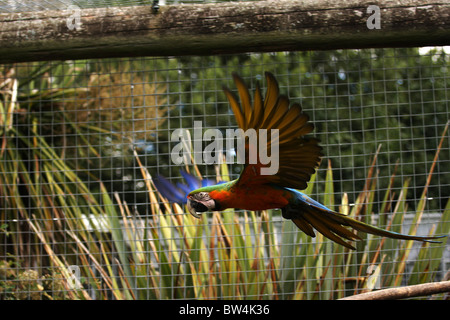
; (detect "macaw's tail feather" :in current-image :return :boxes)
[291,206,445,250]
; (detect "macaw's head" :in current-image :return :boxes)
[187,186,223,219]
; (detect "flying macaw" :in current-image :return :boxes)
[186,72,444,250]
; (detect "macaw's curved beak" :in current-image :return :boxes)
[187,197,207,219]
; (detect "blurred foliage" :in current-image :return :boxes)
[0,259,68,300]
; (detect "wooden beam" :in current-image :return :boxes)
[340,280,450,300]
[0,0,449,63]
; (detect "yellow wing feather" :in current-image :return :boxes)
[232,73,253,131]
[249,83,264,129]
[223,88,245,129]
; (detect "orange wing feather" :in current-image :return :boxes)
[225,72,323,191]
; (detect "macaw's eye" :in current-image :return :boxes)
[197,192,210,200]
[191,200,208,212]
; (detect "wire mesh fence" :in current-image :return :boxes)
[0,37,449,299]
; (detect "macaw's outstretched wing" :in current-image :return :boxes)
[223,72,323,190]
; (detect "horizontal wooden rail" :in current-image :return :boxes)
[0,0,449,63]
[340,280,450,300]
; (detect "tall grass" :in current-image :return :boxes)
[2,133,448,299]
